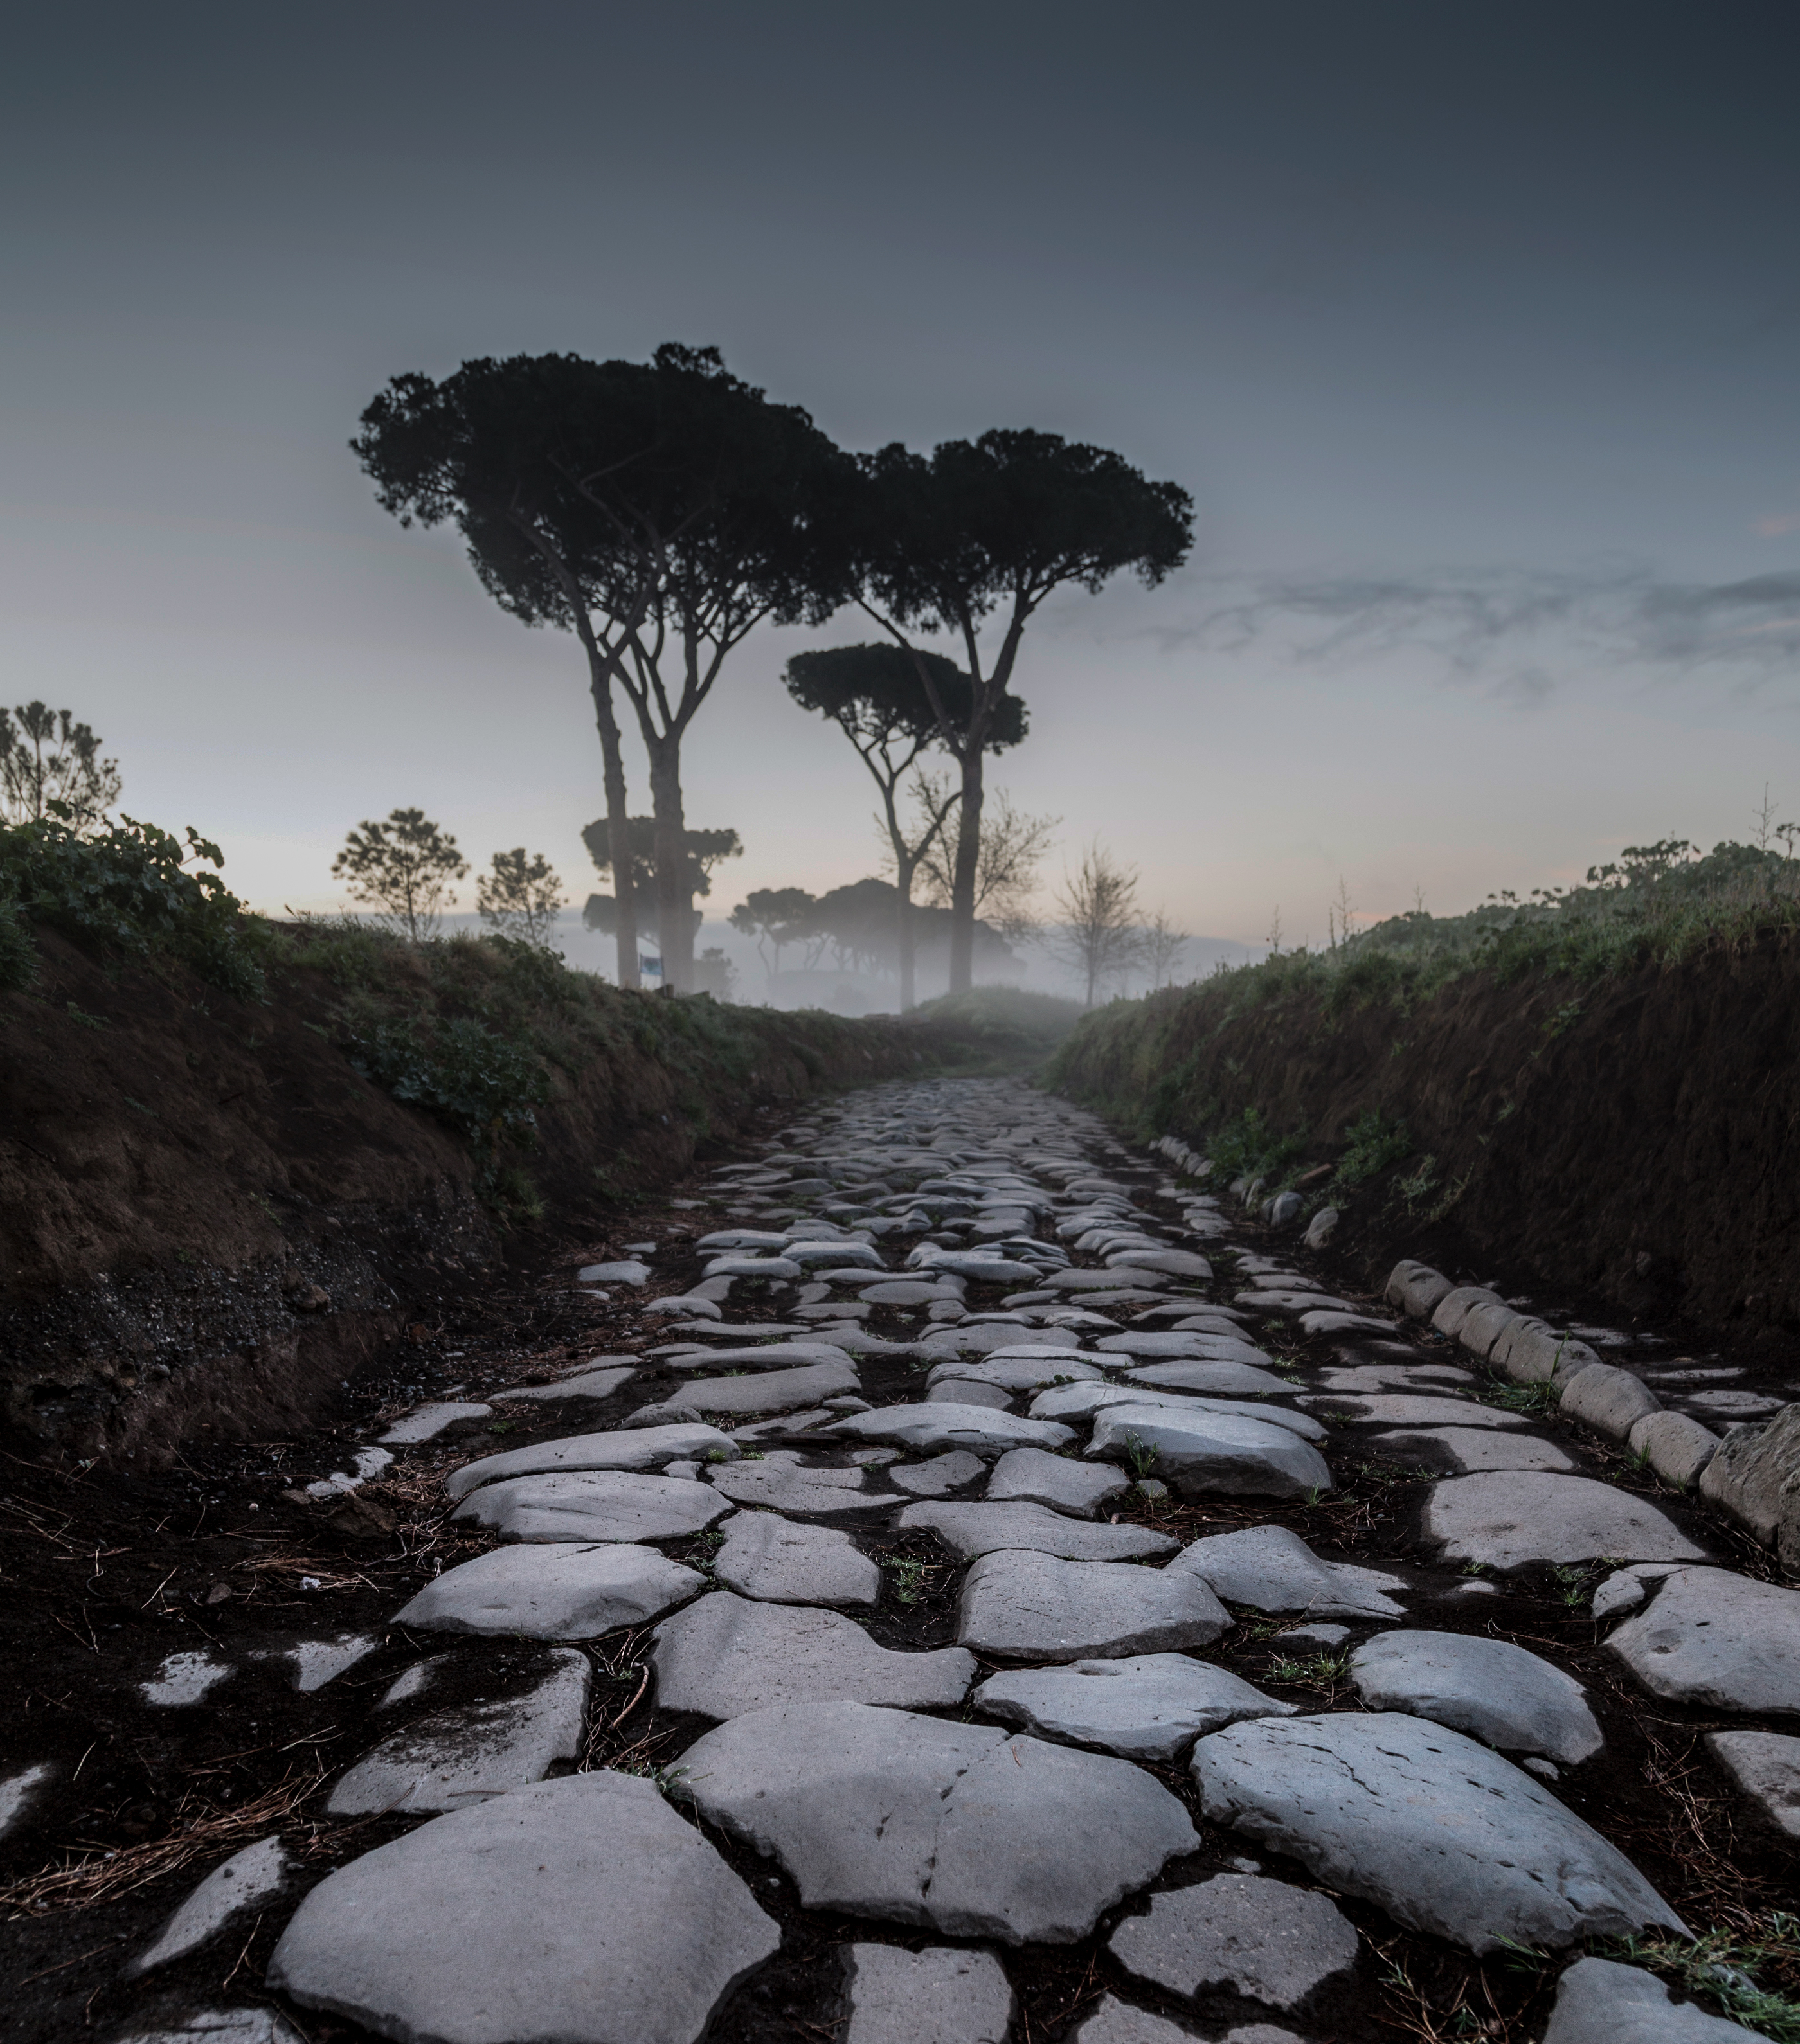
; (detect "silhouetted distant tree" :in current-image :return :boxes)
[0,702,122,829]
[851,431,1192,992]
[1050,839,1148,1007]
[729,886,821,982]
[352,346,850,992]
[580,816,741,956]
[912,775,1058,947]
[784,643,1025,1010]
[332,808,468,941]
[477,848,564,946]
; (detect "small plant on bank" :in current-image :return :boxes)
[332,807,469,942]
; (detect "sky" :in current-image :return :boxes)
[4,1,1798,982]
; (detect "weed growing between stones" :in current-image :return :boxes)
[1598,1915,1800,2038]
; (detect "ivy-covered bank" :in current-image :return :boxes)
[1047,857,1800,1342]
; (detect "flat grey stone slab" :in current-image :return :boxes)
[141,1649,235,1707]
[1350,1629,1602,1764]
[1087,1405,1331,1501]
[928,1356,1102,1393]
[1110,1872,1358,2011]
[1365,1427,1578,1474]
[268,1771,779,2044]
[1425,1473,1709,1568]
[1122,1360,1295,1397]
[987,1446,1129,1517]
[959,1550,1231,1661]
[899,1500,1177,1561]
[1072,1996,1304,2044]
[1171,1525,1407,1620]
[393,1543,703,1640]
[1095,1332,1230,1359]
[652,1591,974,1719]
[1300,1310,1401,1338]
[1032,1384,1326,1442]
[1047,1268,1171,1291]
[113,2014,307,2044]
[679,1699,1197,1943]
[492,1367,636,1405]
[1706,1730,1800,1839]
[830,1402,1077,1456]
[379,1401,493,1443]
[327,1651,590,1816]
[670,1360,860,1415]
[1305,1393,1524,1428]
[842,1944,1015,2044]
[446,1426,738,1502]
[130,1836,291,1975]
[0,1761,54,1843]
[975,1654,1295,1760]
[1543,1956,1765,2042]
[714,1511,881,1606]
[1193,1712,1686,1952]
[924,1380,1015,1410]
[1106,1249,1214,1279]
[708,1457,906,1517]
[1607,1566,1800,1713]
[891,1450,989,1497]
[452,1469,733,1543]
[579,1259,652,1284]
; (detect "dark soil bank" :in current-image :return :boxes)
[1048,934,1800,1343]
[0,929,978,1462]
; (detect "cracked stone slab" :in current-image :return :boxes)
[446,1426,739,1503]
[1705,1730,1800,1839]
[708,1456,906,1517]
[1424,1472,1709,1568]
[713,1511,881,1606]
[130,1836,292,1975]
[986,1446,1130,1517]
[959,1550,1231,1661]
[1086,1405,1332,1501]
[828,1402,1077,1456]
[268,1771,779,2044]
[452,1469,734,1543]
[1542,1956,1765,2042]
[1170,1525,1407,1620]
[842,1944,1016,2044]
[899,1499,1178,1562]
[890,1450,990,1498]
[975,1654,1295,1760]
[1364,1428,1578,1475]
[665,1359,861,1415]
[1607,1566,1800,1713]
[1193,1712,1687,1951]
[1110,1872,1358,2011]
[678,1699,1197,1944]
[652,1591,974,1718]
[1349,1630,1603,1764]
[327,1650,591,1815]
[393,1543,703,1640]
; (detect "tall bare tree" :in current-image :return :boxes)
[1050,840,1149,1007]
[913,776,1058,946]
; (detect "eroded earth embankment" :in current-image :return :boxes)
[1,1073,1796,2043]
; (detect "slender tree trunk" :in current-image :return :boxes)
[586,658,640,989]
[646,733,694,993]
[896,859,917,1012]
[949,749,982,994]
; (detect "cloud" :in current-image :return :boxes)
[1169,561,1800,703]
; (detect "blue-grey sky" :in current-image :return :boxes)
[4,1,1797,958]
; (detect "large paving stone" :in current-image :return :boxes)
[1170,1525,1407,1620]
[1192,1712,1686,1951]
[1424,1473,1710,1568]
[393,1543,703,1640]
[652,1591,974,1719]
[1122,1360,1295,1398]
[1046,1268,1170,1292]
[1305,1393,1525,1429]
[492,1367,636,1406]
[987,1446,1129,1517]
[1607,1566,1800,1713]
[267,1771,779,2044]
[669,1360,860,1415]
[1349,1630,1603,1764]
[1365,1427,1578,1474]
[451,1470,733,1543]
[1109,1872,1358,2011]
[327,1651,591,1815]
[1106,1248,1214,1279]
[959,1550,1230,1661]
[1558,1363,1663,1442]
[708,1455,906,1517]
[446,1426,737,1503]
[928,1356,1103,1394]
[899,1500,1176,1562]
[1072,1996,1306,2044]
[891,1450,989,1498]
[842,1944,1015,2044]
[713,1511,881,1606]
[1032,1383,1327,1443]
[130,1836,291,1975]
[1087,1405,1332,1501]
[1542,1956,1765,2042]
[380,1401,494,1443]
[1095,1332,1230,1359]
[1698,1403,1800,1550]
[1705,1730,1800,1839]
[923,1380,1016,1411]
[1627,1410,1722,1489]
[678,1699,1196,1943]
[113,2013,307,2044]
[975,1654,1295,1760]
[829,1402,1077,1456]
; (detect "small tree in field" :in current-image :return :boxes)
[1051,840,1148,1007]
[332,808,468,940]
[0,701,122,828]
[478,848,564,945]
[1146,910,1189,989]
